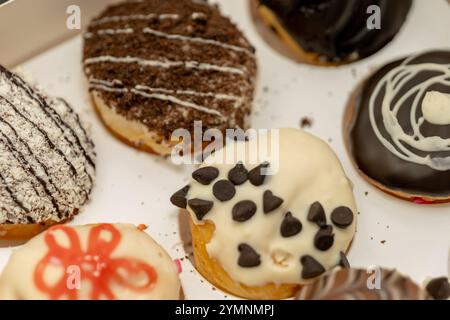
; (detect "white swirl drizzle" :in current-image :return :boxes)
[369,56,450,171]
[84,55,246,75]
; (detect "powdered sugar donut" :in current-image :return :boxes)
[0,224,181,300]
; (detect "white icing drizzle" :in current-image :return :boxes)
[142,27,253,55]
[135,84,241,102]
[84,28,133,39]
[88,79,224,117]
[369,56,450,171]
[130,88,224,117]
[191,12,207,20]
[84,55,246,75]
[90,13,179,26]
[0,67,95,224]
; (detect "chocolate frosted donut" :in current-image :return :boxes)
[252,0,412,65]
[0,65,95,240]
[345,51,450,202]
[296,268,431,300]
[83,0,257,156]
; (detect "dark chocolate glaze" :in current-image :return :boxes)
[348,51,450,198]
[258,0,412,61]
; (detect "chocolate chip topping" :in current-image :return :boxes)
[248,162,269,186]
[426,277,450,300]
[228,163,248,185]
[280,212,302,237]
[314,225,335,251]
[232,200,257,222]
[331,206,354,229]
[188,198,214,220]
[263,190,283,214]
[213,180,236,201]
[339,251,350,269]
[301,255,325,279]
[192,166,219,185]
[307,201,326,227]
[170,185,190,209]
[238,244,261,267]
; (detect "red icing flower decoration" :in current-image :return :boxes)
[34,224,157,300]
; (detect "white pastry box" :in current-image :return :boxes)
[0,0,449,300]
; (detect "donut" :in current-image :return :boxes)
[296,267,431,300]
[250,0,412,65]
[170,128,357,299]
[345,51,450,203]
[0,65,95,240]
[0,224,181,300]
[83,0,257,156]
[425,277,450,300]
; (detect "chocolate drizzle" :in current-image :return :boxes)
[0,65,96,224]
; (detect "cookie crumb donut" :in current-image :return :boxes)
[0,65,95,240]
[345,51,450,203]
[0,224,181,300]
[296,268,431,300]
[83,0,257,156]
[171,128,357,299]
[250,0,412,65]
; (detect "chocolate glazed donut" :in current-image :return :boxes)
[256,0,412,63]
[346,51,450,203]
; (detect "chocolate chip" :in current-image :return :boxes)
[228,163,248,185]
[238,244,261,267]
[248,162,269,186]
[339,251,350,268]
[314,226,334,251]
[426,277,450,300]
[232,200,257,222]
[300,255,325,279]
[192,166,219,185]
[263,190,283,214]
[188,198,213,220]
[307,202,326,226]
[170,185,190,209]
[280,212,302,237]
[331,206,354,229]
[213,180,236,201]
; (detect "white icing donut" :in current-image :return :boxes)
[0,224,181,300]
[183,128,357,287]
